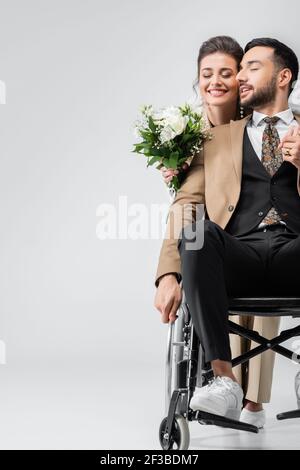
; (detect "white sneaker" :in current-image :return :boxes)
[240,408,266,429]
[189,376,243,421]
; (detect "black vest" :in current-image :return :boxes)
[224,128,300,236]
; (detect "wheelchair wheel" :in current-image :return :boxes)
[159,414,190,450]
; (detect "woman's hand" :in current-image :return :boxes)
[160,162,190,185]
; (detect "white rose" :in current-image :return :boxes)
[165,113,188,136]
[153,107,181,124]
[155,107,188,143]
[159,125,177,144]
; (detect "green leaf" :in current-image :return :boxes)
[140,130,151,141]
[149,147,162,156]
[133,143,146,152]
[147,155,161,166]
[181,133,192,143]
[148,116,156,133]
[168,175,180,191]
[168,151,179,169]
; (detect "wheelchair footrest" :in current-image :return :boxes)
[277,409,300,420]
[195,410,259,433]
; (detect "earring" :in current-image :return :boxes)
[240,105,244,119]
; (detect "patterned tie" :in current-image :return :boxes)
[260,116,283,225]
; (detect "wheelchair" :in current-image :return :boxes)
[158,290,300,450]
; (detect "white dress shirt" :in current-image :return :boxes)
[246,108,298,160]
[246,108,298,228]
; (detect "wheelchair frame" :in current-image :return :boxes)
[159,291,300,450]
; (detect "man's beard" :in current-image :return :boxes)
[240,74,277,108]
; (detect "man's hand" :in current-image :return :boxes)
[154,274,182,324]
[278,125,300,171]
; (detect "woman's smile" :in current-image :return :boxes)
[207,88,228,97]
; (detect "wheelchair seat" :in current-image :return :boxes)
[228,296,300,316]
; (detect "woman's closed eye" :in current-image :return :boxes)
[202,72,233,79]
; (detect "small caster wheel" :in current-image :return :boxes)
[159,413,190,450]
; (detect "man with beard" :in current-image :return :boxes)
[154,38,300,423]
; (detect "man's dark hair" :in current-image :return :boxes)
[244,38,299,95]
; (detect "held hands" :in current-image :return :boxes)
[154,274,182,324]
[279,125,300,171]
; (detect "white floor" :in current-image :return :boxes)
[0,353,299,450]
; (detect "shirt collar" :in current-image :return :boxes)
[251,108,295,127]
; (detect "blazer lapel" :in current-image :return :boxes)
[229,115,252,184]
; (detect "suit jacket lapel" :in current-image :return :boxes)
[230,113,300,196]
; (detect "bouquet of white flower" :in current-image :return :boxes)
[132,103,211,193]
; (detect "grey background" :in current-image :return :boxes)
[0,0,299,450]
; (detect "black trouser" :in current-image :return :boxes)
[178,220,300,363]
